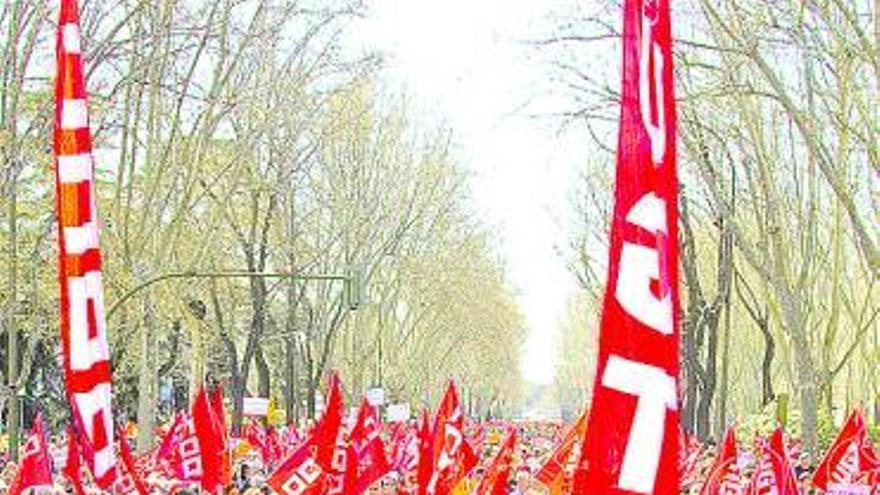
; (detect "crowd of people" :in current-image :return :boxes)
[0,417,875,495]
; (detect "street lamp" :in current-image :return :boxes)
[107,269,363,321]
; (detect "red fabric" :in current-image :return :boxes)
[63,426,88,495]
[698,427,741,495]
[316,373,345,471]
[192,386,230,494]
[475,429,517,495]
[55,0,119,487]
[271,374,345,495]
[417,411,434,495]
[814,409,871,490]
[345,399,392,495]
[748,429,799,495]
[862,435,880,473]
[680,432,704,488]
[111,436,150,495]
[7,415,53,495]
[575,0,680,494]
[319,373,347,494]
[269,437,327,495]
[535,409,587,487]
[424,381,478,495]
[245,421,282,467]
[165,415,203,482]
[391,422,419,476]
[155,412,186,470]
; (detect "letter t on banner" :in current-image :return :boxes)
[574,0,680,494]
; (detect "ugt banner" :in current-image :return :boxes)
[54,0,118,486]
[577,0,680,494]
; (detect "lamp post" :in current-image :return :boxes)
[107,270,362,321]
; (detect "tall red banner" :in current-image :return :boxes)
[54,0,118,486]
[577,0,680,493]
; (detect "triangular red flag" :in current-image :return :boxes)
[270,374,346,495]
[345,398,392,495]
[7,414,54,495]
[318,372,347,494]
[814,409,870,490]
[192,384,231,494]
[699,427,742,495]
[474,428,517,495]
[535,409,587,490]
[748,428,799,495]
[424,381,478,495]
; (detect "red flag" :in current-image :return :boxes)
[862,435,880,474]
[475,429,517,495]
[424,381,478,495]
[155,412,187,470]
[391,421,420,477]
[7,415,53,495]
[63,426,88,495]
[814,409,871,490]
[699,427,742,495]
[164,414,204,482]
[248,423,286,469]
[417,411,434,495]
[575,0,680,493]
[54,0,118,487]
[345,399,391,495]
[748,429,799,495]
[680,432,704,489]
[268,437,327,495]
[535,409,587,489]
[318,373,347,495]
[316,373,345,468]
[110,435,150,495]
[270,374,345,495]
[192,385,231,494]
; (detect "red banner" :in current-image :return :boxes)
[814,409,872,490]
[699,427,742,495]
[7,415,53,495]
[747,429,799,495]
[268,438,327,495]
[54,0,118,487]
[576,0,680,493]
[475,428,517,495]
[346,398,391,495]
[63,426,88,495]
[535,409,587,488]
[423,381,478,495]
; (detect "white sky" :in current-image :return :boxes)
[352,0,591,384]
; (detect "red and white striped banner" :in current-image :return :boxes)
[576,0,681,493]
[54,0,118,487]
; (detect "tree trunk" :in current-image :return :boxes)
[715,287,732,437]
[681,319,698,434]
[759,319,776,406]
[136,302,156,453]
[255,343,270,399]
[5,155,19,462]
[782,295,819,463]
[696,309,718,440]
[285,332,298,426]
